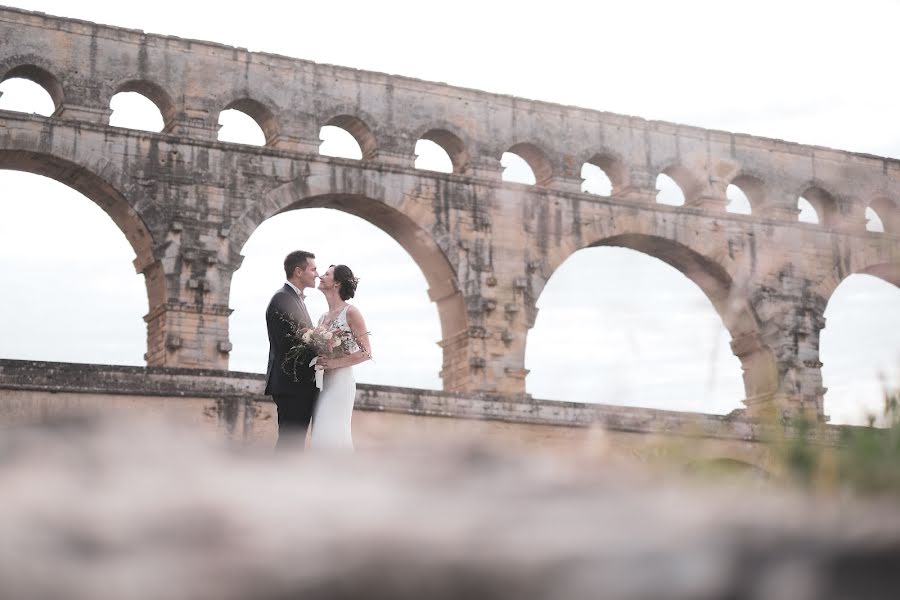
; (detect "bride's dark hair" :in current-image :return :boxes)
[331,264,358,300]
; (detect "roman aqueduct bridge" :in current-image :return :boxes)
[1,6,898,424]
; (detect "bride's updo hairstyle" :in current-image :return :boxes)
[331,264,358,300]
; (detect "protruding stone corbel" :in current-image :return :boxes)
[52,103,112,124]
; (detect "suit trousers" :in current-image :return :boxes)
[272,392,317,450]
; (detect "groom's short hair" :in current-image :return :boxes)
[284,250,315,278]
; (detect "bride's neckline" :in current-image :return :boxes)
[323,303,349,324]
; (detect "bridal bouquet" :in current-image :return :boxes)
[282,322,359,386]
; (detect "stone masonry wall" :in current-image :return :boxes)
[0,6,897,421]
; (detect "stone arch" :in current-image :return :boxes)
[868,196,898,234]
[506,142,553,187]
[657,164,704,205]
[582,151,628,195]
[726,172,767,213]
[110,79,178,132]
[852,263,900,290]
[533,231,777,404]
[230,169,468,388]
[221,97,279,145]
[415,127,470,174]
[816,236,900,307]
[818,268,900,424]
[797,184,839,227]
[0,148,165,344]
[0,62,65,111]
[323,114,378,160]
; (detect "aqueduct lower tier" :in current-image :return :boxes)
[1,6,898,420]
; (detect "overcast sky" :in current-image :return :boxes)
[1,0,898,425]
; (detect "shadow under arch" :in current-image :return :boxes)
[0,149,165,313]
[230,178,468,390]
[533,232,778,405]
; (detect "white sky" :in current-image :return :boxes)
[1,0,899,425]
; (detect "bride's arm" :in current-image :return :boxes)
[318,306,372,369]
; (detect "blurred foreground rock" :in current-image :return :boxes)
[1,416,898,600]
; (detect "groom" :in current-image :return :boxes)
[265,250,320,450]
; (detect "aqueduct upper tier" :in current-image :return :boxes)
[1,6,898,420]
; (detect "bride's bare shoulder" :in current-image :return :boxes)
[346,304,366,321]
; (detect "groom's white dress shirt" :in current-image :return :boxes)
[285,280,305,300]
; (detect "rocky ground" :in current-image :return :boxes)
[1,415,898,600]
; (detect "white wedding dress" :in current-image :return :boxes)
[309,305,358,450]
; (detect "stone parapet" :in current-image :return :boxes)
[0,359,848,446]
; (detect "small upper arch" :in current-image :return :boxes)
[797,182,839,227]
[0,61,65,112]
[580,150,628,196]
[414,126,470,174]
[505,142,554,187]
[656,163,704,206]
[726,171,767,214]
[323,113,378,160]
[111,79,177,131]
[221,97,279,145]
[867,196,898,234]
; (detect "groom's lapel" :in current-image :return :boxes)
[284,283,311,326]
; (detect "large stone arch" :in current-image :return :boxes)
[229,165,469,390]
[0,148,165,359]
[530,230,777,406]
[816,236,900,302]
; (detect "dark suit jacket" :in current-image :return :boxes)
[265,284,316,396]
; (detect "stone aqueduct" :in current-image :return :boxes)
[1,6,898,421]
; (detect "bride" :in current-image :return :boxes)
[309,264,372,450]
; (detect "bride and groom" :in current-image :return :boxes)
[264,250,372,451]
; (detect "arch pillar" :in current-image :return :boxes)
[746,274,828,421]
[170,105,220,140]
[451,265,540,397]
[832,196,869,233]
[47,79,111,123]
[140,203,239,370]
[373,133,417,168]
[756,189,801,221]
[612,166,657,204]
[470,154,504,181]
[684,178,727,211]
